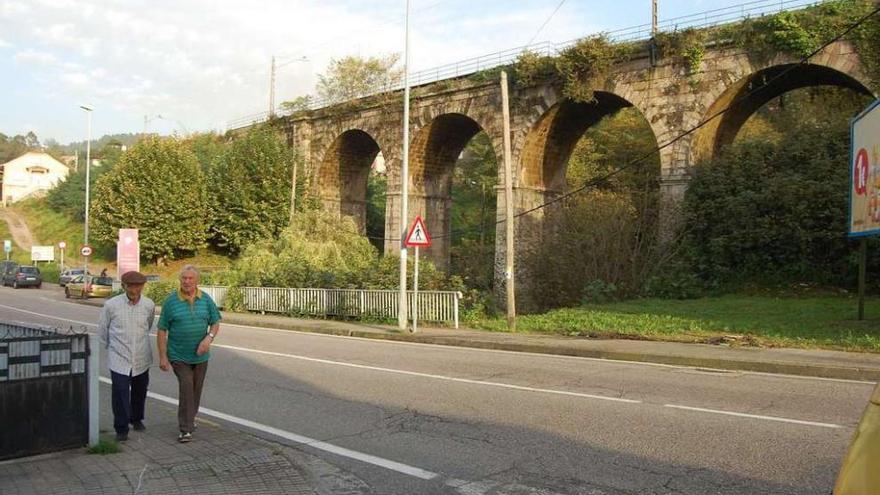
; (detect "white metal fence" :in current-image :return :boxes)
[201,286,462,328]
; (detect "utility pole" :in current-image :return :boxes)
[289,123,298,224]
[269,56,277,118]
[652,0,658,35]
[500,71,516,331]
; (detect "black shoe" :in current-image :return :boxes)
[177,431,192,443]
[131,421,145,431]
[115,432,129,442]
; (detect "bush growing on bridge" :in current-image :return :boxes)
[91,137,209,263]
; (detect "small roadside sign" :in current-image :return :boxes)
[3,240,10,253]
[80,245,93,257]
[58,241,67,249]
[404,216,431,248]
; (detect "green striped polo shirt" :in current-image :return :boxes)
[158,288,221,364]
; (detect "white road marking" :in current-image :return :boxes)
[10,293,878,386]
[663,404,843,429]
[217,343,642,404]
[97,377,438,480]
[0,302,96,326]
[0,300,854,429]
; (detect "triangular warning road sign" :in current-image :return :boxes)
[405,216,432,247]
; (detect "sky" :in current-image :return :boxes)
[0,0,804,144]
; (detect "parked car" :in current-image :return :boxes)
[2,265,42,289]
[1,260,18,276]
[59,268,89,287]
[65,275,114,299]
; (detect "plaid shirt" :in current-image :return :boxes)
[98,294,156,376]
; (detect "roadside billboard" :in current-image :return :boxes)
[30,246,54,262]
[116,229,140,278]
[849,99,880,237]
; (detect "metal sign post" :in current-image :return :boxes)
[404,216,431,333]
[848,98,880,320]
[58,241,66,273]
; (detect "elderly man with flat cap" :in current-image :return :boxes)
[97,270,156,442]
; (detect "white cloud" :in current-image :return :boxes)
[0,0,612,141]
[14,49,58,66]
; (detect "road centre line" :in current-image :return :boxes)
[97,377,438,480]
[663,404,843,429]
[0,301,853,428]
[219,343,643,404]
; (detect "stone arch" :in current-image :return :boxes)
[317,129,382,233]
[519,92,647,193]
[407,112,497,270]
[692,62,874,163]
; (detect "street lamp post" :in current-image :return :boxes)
[80,105,93,277]
[398,0,411,331]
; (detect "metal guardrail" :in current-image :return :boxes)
[202,286,462,328]
[226,0,825,129]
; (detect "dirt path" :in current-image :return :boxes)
[0,208,36,250]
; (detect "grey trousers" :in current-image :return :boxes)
[171,361,208,433]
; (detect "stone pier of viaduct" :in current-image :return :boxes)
[274,40,875,309]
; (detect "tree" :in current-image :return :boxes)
[47,142,123,221]
[209,126,293,255]
[183,132,226,174]
[91,137,209,262]
[316,54,402,104]
[0,132,38,163]
[279,95,313,115]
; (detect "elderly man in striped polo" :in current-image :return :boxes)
[157,265,221,443]
[97,270,156,442]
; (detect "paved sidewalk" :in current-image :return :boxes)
[74,293,880,381]
[0,387,369,495]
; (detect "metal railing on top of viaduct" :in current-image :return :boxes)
[226,0,825,130]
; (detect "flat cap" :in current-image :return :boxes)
[121,271,147,284]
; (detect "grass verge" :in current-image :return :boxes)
[472,294,880,352]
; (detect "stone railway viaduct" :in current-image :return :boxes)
[270,38,875,307]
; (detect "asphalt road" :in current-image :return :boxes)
[1,284,874,494]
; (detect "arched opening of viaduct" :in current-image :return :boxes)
[317,129,382,235]
[692,63,875,163]
[405,112,498,272]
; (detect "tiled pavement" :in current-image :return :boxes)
[0,392,368,495]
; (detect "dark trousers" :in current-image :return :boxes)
[171,361,208,433]
[110,370,149,435]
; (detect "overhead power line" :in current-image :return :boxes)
[424,2,880,242]
[525,0,569,47]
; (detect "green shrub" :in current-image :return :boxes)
[227,210,377,288]
[39,264,60,284]
[682,120,880,288]
[144,280,178,306]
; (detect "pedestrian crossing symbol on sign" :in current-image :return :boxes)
[405,216,431,248]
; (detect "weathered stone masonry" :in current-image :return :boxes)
[281,41,875,309]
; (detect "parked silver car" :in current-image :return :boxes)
[59,268,88,287]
